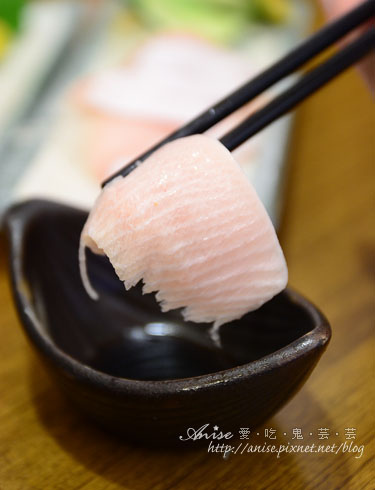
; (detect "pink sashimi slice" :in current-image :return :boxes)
[79,134,288,334]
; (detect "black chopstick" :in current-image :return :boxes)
[102,0,374,186]
[221,28,375,152]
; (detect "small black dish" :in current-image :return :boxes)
[3,199,331,446]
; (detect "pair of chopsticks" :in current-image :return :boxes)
[102,0,375,187]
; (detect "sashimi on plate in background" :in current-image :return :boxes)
[70,33,267,182]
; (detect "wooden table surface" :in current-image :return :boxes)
[0,8,374,490]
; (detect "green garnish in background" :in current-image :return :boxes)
[0,0,25,59]
[128,0,292,43]
[0,0,25,30]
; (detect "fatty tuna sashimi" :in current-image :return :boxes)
[80,135,287,333]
